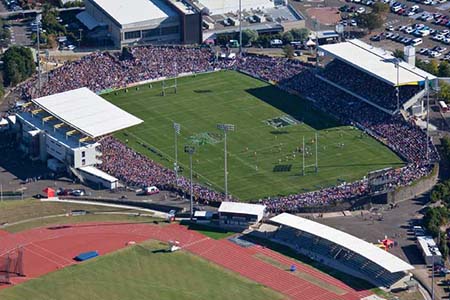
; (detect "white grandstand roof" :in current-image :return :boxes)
[90,0,177,26]
[270,213,414,273]
[218,202,266,217]
[32,88,143,138]
[319,39,436,86]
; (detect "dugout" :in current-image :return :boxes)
[218,202,266,229]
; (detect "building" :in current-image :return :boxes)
[417,236,443,266]
[13,88,143,188]
[319,39,437,116]
[270,213,414,288]
[218,202,266,228]
[80,0,202,47]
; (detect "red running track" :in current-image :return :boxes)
[0,223,372,300]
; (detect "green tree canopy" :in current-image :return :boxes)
[372,2,389,15]
[282,31,294,44]
[290,28,309,41]
[3,46,35,86]
[241,29,258,46]
[357,13,383,33]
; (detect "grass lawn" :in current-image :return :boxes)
[0,200,158,233]
[182,222,236,240]
[0,241,283,300]
[103,71,403,201]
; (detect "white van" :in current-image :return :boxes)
[411,38,423,46]
[270,39,283,47]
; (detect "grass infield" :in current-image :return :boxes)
[103,71,403,201]
[0,241,283,300]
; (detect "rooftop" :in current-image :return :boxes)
[218,202,266,216]
[270,213,414,273]
[90,0,177,26]
[32,87,143,138]
[319,39,436,86]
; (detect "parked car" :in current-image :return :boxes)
[136,186,160,196]
[70,189,86,196]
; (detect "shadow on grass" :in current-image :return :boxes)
[180,221,236,240]
[240,234,376,292]
[245,85,340,131]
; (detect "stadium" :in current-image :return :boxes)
[0,39,439,299]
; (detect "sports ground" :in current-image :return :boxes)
[103,71,404,201]
[0,220,372,300]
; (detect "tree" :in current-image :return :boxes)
[416,59,439,76]
[423,207,448,237]
[282,31,294,44]
[439,81,450,103]
[440,233,449,260]
[241,29,258,46]
[290,28,309,41]
[3,46,35,86]
[357,13,383,33]
[283,45,295,58]
[393,49,404,59]
[372,2,389,15]
[439,61,450,77]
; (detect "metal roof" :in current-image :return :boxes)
[270,213,414,273]
[319,39,436,86]
[218,202,266,216]
[78,166,118,183]
[90,0,177,26]
[32,88,143,138]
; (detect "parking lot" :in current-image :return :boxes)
[358,0,450,61]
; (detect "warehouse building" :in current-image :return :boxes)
[81,0,202,47]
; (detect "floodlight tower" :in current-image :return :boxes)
[217,123,235,201]
[184,145,196,220]
[426,77,430,162]
[395,58,400,112]
[36,14,42,96]
[173,122,181,183]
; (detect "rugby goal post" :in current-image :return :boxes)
[161,77,178,96]
[0,247,25,284]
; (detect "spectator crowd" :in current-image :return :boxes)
[15,45,439,213]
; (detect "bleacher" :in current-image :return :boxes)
[271,214,413,288]
[318,59,422,113]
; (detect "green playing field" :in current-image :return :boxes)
[0,241,283,300]
[102,71,404,201]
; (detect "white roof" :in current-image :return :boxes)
[78,166,118,183]
[90,0,177,26]
[417,236,442,257]
[319,39,436,86]
[271,213,414,273]
[32,88,143,138]
[198,0,274,15]
[218,202,266,216]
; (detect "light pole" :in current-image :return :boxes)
[239,0,242,55]
[395,59,400,112]
[78,28,83,49]
[426,77,430,162]
[173,122,180,184]
[36,14,42,96]
[217,123,235,201]
[184,145,196,220]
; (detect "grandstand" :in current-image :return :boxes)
[319,39,437,115]
[270,213,414,289]
[13,87,143,188]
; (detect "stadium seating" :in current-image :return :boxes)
[273,227,406,287]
